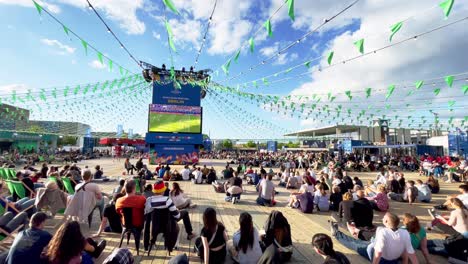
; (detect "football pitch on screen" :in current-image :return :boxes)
[149,113,201,133]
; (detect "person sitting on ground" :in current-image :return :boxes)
[329,186,342,212]
[349,190,375,241]
[206,168,217,184]
[170,182,196,209]
[43,221,106,263]
[145,181,196,240]
[286,171,299,189]
[364,180,377,197]
[426,175,440,194]
[434,184,468,210]
[330,212,417,264]
[4,212,51,264]
[258,210,293,263]
[229,212,262,264]
[257,174,275,206]
[181,165,191,181]
[386,174,400,194]
[92,193,125,237]
[312,233,350,264]
[397,172,406,193]
[198,207,227,264]
[314,183,330,212]
[225,178,243,204]
[93,165,105,180]
[353,176,363,188]
[334,192,354,224]
[388,180,418,205]
[416,179,432,203]
[428,198,468,238]
[224,174,243,193]
[375,168,387,186]
[401,213,433,264]
[192,167,203,184]
[287,176,315,208]
[115,180,147,232]
[113,179,125,196]
[366,184,389,212]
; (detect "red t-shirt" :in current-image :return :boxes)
[116,195,146,228]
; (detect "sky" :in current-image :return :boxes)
[0,0,467,139]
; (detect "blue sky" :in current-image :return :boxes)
[0,0,467,139]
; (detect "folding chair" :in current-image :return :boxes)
[61,177,76,194]
[10,181,35,200]
[7,169,16,180]
[118,208,142,255]
[0,224,24,250]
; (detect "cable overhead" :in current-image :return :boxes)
[193,0,218,68]
[235,16,468,91]
[222,0,361,83]
[86,0,143,69]
[35,2,135,75]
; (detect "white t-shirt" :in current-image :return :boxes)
[300,183,315,193]
[457,193,468,208]
[373,227,414,261]
[75,181,101,199]
[181,169,191,181]
[193,170,203,184]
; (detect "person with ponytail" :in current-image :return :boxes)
[229,212,262,264]
[312,233,350,264]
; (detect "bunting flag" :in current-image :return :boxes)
[386,84,395,99]
[163,0,180,15]
[327,51,334,65]
[262,78,268,85]
[222,59,232,75]
[354,39,364,54]
[249,37,255,53]
[389,21,403,42]
[63,25,70,36]
[365,87,372,98]
[287,0,295,21]
[234,49,241,63]
[81,39,88,55]
[462,85,468,94]
[434,88,441,95]
[165,21,176,52]
[264,19,273,37]
[445,75,454,87]
[97,52,104,64]
[304,61,311,68]
[439,0,454,18]
[448,100,456,107]
[345,90,352,100]
[285,68,292,74]
[32,0,42,15]
[415,80,424,89]
[108,59,113,72]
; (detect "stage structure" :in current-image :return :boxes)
[141,62,210,165]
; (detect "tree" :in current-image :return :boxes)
[222,139,233,149]
[246,140,257,148]
[58,136,77,146]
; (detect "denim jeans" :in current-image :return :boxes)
[426,239,448,257]
[0,212,28,232]
[335,230,371,260]
[15,197,36,217]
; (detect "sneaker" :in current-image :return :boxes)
[328,220,339,237]
[428,208,436,219]
[187,233,196,240]
[91,240,107,258]
[232,197,237,204]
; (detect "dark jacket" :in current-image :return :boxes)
[338,200,354,223]
[144,208,179,252]
[261,211,293,262]
[351,198,373,228]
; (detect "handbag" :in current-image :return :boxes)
[194,225,218,258]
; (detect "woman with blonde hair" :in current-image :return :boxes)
[429,197,468,238]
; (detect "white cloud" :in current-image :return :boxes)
[71,59,77,64]
[0,84,28,95]
[168,18,202,50]
[40,38,75,54]
[260,42,299,65]
[0,0,61,13]
[287,0,468,129]
[88,60,106,69]
[152,31,161,40]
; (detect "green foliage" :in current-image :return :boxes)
[222,139,233,149]
[58,136,77,146]
[246,140,257,148]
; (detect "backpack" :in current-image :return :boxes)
[444,233,468,262]
[297,192,314,214]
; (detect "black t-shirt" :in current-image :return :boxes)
[200,224,226,249]
[352,198,374,228]
[103,204,122,233]
[323,252,350,264]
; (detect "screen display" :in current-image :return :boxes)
[148,104,202,133]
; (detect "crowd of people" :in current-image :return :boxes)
[0,150,466,264]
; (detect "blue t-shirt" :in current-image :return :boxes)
[6,228,52,264]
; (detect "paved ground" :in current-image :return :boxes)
[4,157,457,263]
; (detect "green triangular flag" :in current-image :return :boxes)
[463,85,468,94]
[327,51,334,65]
[81,39,88,55]
[264,19,272,37]
[234,49,241,63]
[262,78,268,85]
[253,81,257,88]
[162,0,179,15]
[287,0,295,21]
[222,59,231,75]
[63,25,70,36]
[448,100,456,107]
[439,0,454,18]
[97,52,104,64]
[433,88,441,95]
[119,66,124,75]
[285,68,292,74]
[386,84,395,99]
[445,75,454,87]
[108,59,113,72]
[354,39,364,54]
[415,80,424,89]
[389,21,403,42]
[32,0,42,15]
[365,87,372,98]
[304,61,311,68]
[345,90,352,100]
[249,37,254,53]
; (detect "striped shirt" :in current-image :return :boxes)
[145,195,180,219]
